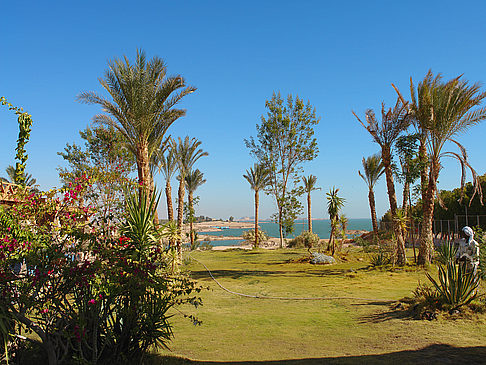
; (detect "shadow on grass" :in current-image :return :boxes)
[190,269,288,280]
[357,307,410,323]
[191,266,371,280]
[148,344,486,364]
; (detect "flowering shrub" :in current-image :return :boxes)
[0,181,202,364]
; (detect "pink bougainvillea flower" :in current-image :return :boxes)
[88,299,96,305]
[41,308,48,314]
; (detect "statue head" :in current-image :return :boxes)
[462,226,474,242]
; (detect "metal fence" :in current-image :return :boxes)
[380,214,486,245]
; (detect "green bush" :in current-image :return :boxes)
[199,240,213,251]
[287,231,319,249]
[242,229,269,247]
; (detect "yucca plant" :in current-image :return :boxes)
[426,261,480,310]
[435,241,458,265]
[121,188,161,259]
[370,250,391,267]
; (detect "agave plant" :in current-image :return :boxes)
[426,261,480,310]
[435,241,458,265]
[121,188,161,259]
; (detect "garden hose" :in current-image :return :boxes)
[187,253,397,303]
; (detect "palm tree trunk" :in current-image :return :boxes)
[166,181,174,221]
[149,172,159,225]
[307,193,312,232]
[329,220,336,255]
[418,160,439,265]
[401,180,410,240]
[368,189,378,237]
[136,143,159,225]
[419,137,429,202]
[402,181,410,214]
[177,180,185,258]
[254,190,259,248]
[382,147,406,265]
[136,143,150,197]
[189,191,194,247]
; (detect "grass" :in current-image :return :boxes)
[154,248,486,364]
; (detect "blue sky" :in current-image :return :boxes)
[1,0,486,220]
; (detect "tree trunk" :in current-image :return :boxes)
[136,143,158,224]
[136,143,150,198]
[165,181,174,221]
[401,180,410,240]
[368,189,378,237]
[307,192,312,232]
[382,147,406,265]
[419,137,429,202]
[278,206,284,248]
[189,191,194,247]
[254,190,259,248]
[418,160,439,265]
[402,181,410,215]
[176,179,185,258]
[329,220,336,255]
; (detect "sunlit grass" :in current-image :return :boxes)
[156,248,486,363]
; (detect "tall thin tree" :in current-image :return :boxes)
[302,175,320,232]
[243,164,270,248]
[353,98,411,265]
[171,136,208,257]
[326,187,345,255]
[185,169,206,247]
[358,153,384,238]
[158,149,178,222]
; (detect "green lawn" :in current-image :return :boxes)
[154,248,486,364]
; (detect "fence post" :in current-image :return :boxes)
[455,214,458,239]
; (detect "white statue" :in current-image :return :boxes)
[457,226,480,275]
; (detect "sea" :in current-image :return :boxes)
[199,218,372,247]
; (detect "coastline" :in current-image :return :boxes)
[190,220,368,251]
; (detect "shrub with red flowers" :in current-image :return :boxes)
[0,180,202,365]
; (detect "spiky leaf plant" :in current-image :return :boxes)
[426,261,480,310]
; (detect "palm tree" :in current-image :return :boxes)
[358,153,384,238]
[172,136,208,257]
[302,175,320,232]
[353,98,411,265]
[1,165,37,187]
[160,220,181,271]
[326,187,345,255]
[243,164,270,248]
[158,149,178,222]
[185,169,206,247]
[407,72,486,265]
[339,214,349,250]
[78,49,196,206]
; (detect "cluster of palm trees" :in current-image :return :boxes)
[244,166,345,251]
[356,70,486,265]
[158,137,207,254]
[79,49,207,257]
